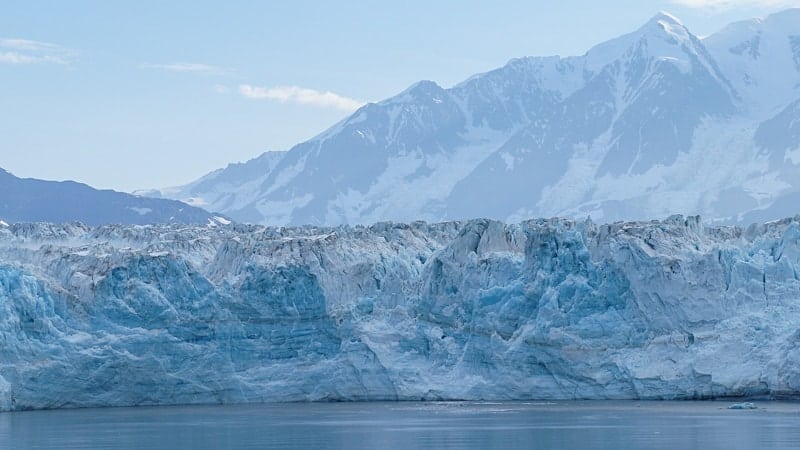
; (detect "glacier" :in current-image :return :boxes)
[1,215,800,411]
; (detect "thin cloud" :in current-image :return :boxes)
[0,38,75,65]
[668,0,800,9]
[142,62,233,75]
[0,38,63,52]
[239,84,365,111]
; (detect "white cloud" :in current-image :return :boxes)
[214,84,229,94]
[141,62,233,75]
[239,84,365,111]
[0,52,39,64]
[0,38,75,65]
[668,0,800,9]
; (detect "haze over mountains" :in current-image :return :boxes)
[146,9,800,226]
[0,169,224,226]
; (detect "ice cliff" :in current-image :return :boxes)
[1,215,800,411]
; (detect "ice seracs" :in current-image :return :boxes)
[2,215,800,410]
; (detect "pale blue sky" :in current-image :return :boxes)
[2,0,799,192]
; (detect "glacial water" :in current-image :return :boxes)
[1,401,798,449]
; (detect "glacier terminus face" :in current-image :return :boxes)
[1,215,800,411]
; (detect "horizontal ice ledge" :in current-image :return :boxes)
[1,214,800,411]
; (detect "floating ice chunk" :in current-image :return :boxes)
[728,402,757,410]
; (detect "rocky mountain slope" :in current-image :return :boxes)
[0,168,226,226]
[2,215,800,410]
[149,9,800,226]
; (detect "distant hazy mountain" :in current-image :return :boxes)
[0,168,226,226]
[149,9,800,226]
[135,151,286,223]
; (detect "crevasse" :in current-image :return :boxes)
[1,215,799,411]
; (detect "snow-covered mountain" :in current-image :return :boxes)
[2,215,800,410]
[705,8,800,116]
[135,151,286,223]
[0,168,225,226]
[150,9,800,226]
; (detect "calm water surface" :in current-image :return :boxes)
[1,401,799,449]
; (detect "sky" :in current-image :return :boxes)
[2,0,800,192]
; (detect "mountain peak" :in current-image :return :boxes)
[706,7,799,38]
[641,11,691,42]
[649,11,683,27]
[766,7,800,20]
[404,80,443,95]
[760,8,800,33]
[583,11,697,73]
[145,10,799,227]
[390,79,446,104]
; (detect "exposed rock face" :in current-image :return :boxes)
[1,215,800,410]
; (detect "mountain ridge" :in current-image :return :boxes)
[0,168,227,226]
[147,9,800,227]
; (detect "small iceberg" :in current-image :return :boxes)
[728,402,757,410]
